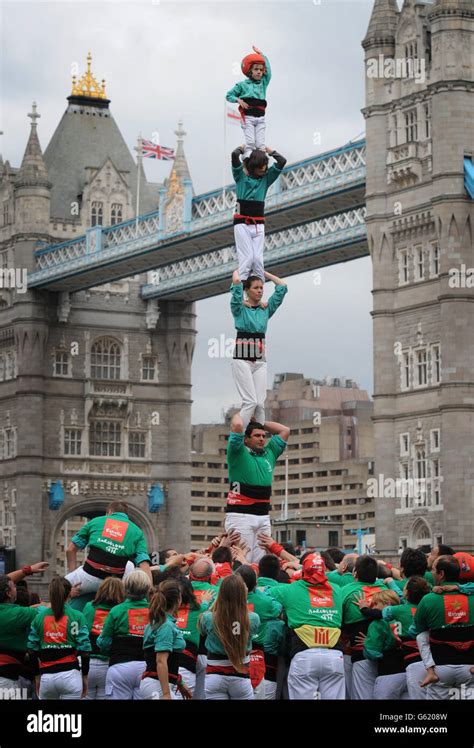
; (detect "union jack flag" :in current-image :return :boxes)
[141,139,175,160]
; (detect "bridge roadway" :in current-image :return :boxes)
[28,140,367,296]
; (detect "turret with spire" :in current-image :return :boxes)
[168,118,193,192]
[14,102,51,235]
[362,0,399,53]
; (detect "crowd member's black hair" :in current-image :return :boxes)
[400,547,428,578]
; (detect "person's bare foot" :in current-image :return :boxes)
[420,667,439,687]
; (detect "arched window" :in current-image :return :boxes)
[91,201,104,227]
[111,203,123,225]
[410,518,431,548]
[91,338,121,380]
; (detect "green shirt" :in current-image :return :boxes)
[327,571,356,588]
[191,580,217,604]
[226,55,272,103]
[230,282,287,334]
[411,585,474,635]
[393,571,434,592]
[227,432,287,490]
[71,512,150,566]
[83,601,116,661]
[363,619,398,661]
[341,580,386,626]
[0,603,40,652]
[247,589,282,649]
[232,161,283,203]
[200,610,260,657]
[27,605,91,654]
[175,602,210,648]
[256,576,280,594]
[143,614,186,654]
[268,580,342,630]
[96,597,149,656]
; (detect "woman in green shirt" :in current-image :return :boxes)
[230,268,287,429]
[27,577,91,700]
[199,574,260,700]
[140,580,191,700]
[82,577,125,700]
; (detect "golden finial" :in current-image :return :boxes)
[71,52,107,100]
[167,169,184,196]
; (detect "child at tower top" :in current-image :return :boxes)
[226,46,271,160]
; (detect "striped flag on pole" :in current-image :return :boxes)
[226,105,242,125]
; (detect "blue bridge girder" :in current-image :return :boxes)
[141,207,368,302]
[28,139,367,294]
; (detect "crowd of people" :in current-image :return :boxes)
[0,500,473,701]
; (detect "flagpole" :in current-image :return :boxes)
[222,101,227,203]
[135,133,142,235]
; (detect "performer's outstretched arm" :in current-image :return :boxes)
[264,419,290,442]
[230,412,245,434]
[264,270,286,286]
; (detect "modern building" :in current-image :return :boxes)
[191,374,375,551]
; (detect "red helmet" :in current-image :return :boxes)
[241,53,266,78]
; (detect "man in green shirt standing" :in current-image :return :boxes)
[268,553,345,699]
[411,555,474,699]
[225,411,289,563]
[66,501,151,596]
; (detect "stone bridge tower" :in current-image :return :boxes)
[0,56,196,591]
[363,0,474,555]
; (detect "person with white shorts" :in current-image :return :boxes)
[268,553,346,700]
[82,577,125,699]
[226,46,271,160]
[96,570,151,700]
[199,575,260,700]
[230,269,287,429]
[27,577,91,700]
[65,501,152,599]
[224,411,289,563]
[140,580,192,700]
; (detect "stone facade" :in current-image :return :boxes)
[0,62,196,591]
[363,0,474,554]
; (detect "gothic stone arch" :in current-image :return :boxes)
[48,498,157,573]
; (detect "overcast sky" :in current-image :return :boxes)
[1,0,378,422]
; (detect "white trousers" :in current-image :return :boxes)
[224,512,271,564]
[105,661,146,700]
[426,665,474,700]
[193,655,207,700]
[39,669,82,700]
[85,658,108,700]
[287,648,345,700]
[406,661,429,700]
[173,668,196,700]
[66,560,135,595]
[373,673,408,700]
[241,115,266,159]
[231,359,267,429]
[205,673,254,700]
[351,659,377,700]
[234,223,265,281]
[253,678,277,700]
[139,676,180,700]
[0,675,29,699]
[344,654,353,699]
